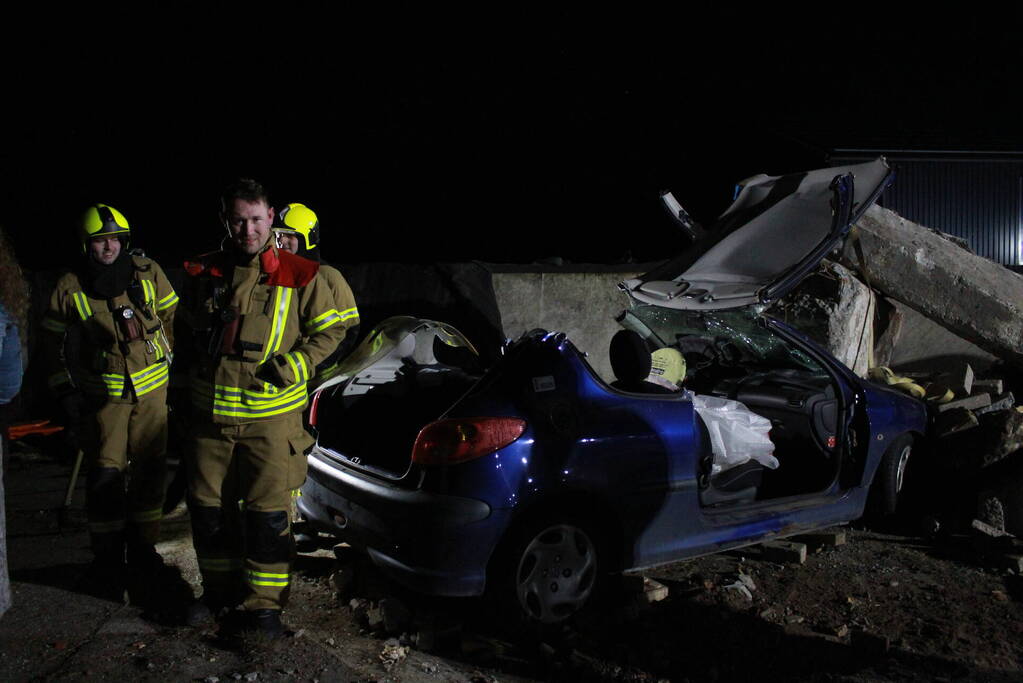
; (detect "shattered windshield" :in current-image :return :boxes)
[622,303,823,374]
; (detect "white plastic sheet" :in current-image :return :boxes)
[691,393,778,475]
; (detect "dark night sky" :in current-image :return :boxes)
[2,9,1019,272]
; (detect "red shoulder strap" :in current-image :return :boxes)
[265,249,319,287]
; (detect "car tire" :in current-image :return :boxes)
[496,513,604,625]
[870,433,914,517]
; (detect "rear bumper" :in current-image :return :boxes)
[299,450,508,597]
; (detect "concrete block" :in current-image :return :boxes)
[640,577,669,603]
[972,518,1010,539]
[973,379,1003,396]
[948,362,975,398]
[623,575,669,605]
[760,540,807,565]
[792,529,847,551]
[975,392,1015,416]
[776,261,874,377]
[971,519,1019,558]
[935,393,991,414]
[842,206,1023,371]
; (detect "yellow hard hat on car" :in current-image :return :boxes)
[273,203,320,251]
[80,204,130,252]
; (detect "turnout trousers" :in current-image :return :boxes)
[81,386,168,564]
[187,411,311,612]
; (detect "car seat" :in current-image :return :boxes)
[695,401,764,506]
[609,330,677,394]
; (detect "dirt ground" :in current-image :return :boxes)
[2,444,1022,682]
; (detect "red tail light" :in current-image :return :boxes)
[309,390,323,427]
[412,417,527,466]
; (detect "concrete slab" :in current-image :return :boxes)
[842,206,1023,370]
[886,300,998,375]
[774,261,874,377]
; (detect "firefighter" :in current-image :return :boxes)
[41,204,178,600]
[272,202,359,386]
[179,179,352,636]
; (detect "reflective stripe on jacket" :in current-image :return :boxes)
[181,243,350,424]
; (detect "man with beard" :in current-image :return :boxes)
[179,180,350,637]
[41,204,178,602]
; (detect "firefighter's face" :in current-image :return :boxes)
[225,199,274,256]
[88,236,121,265]
[276,232,300,254]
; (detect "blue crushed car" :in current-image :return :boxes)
[299,158,928,624]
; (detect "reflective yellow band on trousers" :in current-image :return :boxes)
[246,570,289,587]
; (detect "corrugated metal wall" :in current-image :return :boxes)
[832,156,1023,265]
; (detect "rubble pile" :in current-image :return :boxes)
[779,205,1023,541]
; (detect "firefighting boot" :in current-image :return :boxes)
[249,609,287,639]
[85,531,127,604]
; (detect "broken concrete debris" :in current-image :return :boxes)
[975,392,1015,416]
[780,205,1023,544]
[841,205,1023,369]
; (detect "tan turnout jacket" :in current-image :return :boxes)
[41,255,178,402]
[181,243,352,424]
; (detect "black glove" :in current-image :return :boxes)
[255,356,289,389]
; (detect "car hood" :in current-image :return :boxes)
[620,158,892,312]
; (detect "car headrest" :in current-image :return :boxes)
[610,329,652,384]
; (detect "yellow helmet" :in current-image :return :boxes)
[80,204,130,252]
[273,203,320,251]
